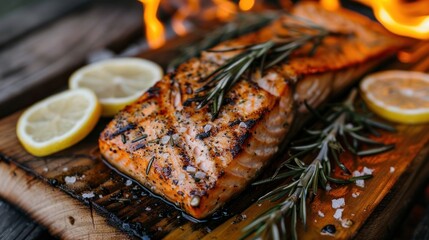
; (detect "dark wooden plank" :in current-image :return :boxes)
[0,159,130,239]
[0,0,90,47]
[0,0,142,118]
[413,207,429,240]
[0,200,51,240]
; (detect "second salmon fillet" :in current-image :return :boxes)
[99,3,408,219]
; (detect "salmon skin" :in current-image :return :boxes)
[99,3,408,219]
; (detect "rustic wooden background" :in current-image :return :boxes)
[0,0,142,239]
[1,0,429,239]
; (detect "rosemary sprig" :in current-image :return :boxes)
[168,12,278,71]
[241,89,395,240]
[192,15,350,119]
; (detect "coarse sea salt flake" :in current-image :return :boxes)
[363,167,374,175]
[333,208,344,220]
[332,198,345,209]
[356,179,365,188]
[352,192,360,198]
[186,166,197,173]
[239,122,247,128]
[353,170,363,177]
[195,171,206,179]
[325,183,332,191]
[160,135,171,144]
[318,210,325,218]
[390,167,395,173]
[65,176,76,184]
[204,124,212,132]
[125,179,132,186]
[172,134,179,140]
[82,192,95,199]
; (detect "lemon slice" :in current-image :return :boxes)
[17,89,101,157]
[69,58,163,116]
[360,70,429,124]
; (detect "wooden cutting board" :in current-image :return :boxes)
[1,38,429,239]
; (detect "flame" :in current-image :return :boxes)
[171,0,200,36]
[212,0,237,21]
[320,0,340,11]
[239,0,255,11]
[359,0,429,39]
[139,0,165,49]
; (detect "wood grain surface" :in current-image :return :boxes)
[0,0,89,47]
[0,1,142,118]
[0,201,49,240]
[0,3,429,237]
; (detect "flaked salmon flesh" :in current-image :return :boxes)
[99,3,408,219]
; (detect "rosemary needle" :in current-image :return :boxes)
[168,12,277,71]
[191,15,350,119]
[146,156,156,175]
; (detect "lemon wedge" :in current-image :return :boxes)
[17,89,101,157]
[69,58,163,116]
[360,70,429,124]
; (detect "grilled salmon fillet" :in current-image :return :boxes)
[99,3,408,219]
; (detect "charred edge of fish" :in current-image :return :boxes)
[230,132,251,157]
[229,119,241,127]
[183,97,204,107]
[228,119,256,128]
[147,86,161,98]
[196,132,211,140]
[179,152,191,165]
[111,123,137,137]
[244,119,257,128]
[223,97,236,105]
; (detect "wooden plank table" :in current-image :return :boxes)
[1,1,429,239]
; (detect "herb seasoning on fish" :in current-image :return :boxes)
[190,15,351,119]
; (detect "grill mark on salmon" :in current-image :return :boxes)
[99,3,409,219]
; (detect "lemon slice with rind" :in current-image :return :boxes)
[360,70,429,124]
[17,89,101,156]
[69,58,163,117]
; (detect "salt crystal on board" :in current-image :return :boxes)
[333,209,344,220]
[332,198,345,209]
[82,192,95,199]
[125,179,132,186]
[65,176,76,184]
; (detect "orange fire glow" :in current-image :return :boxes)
[212,0,237,21]
[239,0,255,11]
[139,0,165,49]
[320,0,340,11]
[172,0,200,36]
[358,0,429,39]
